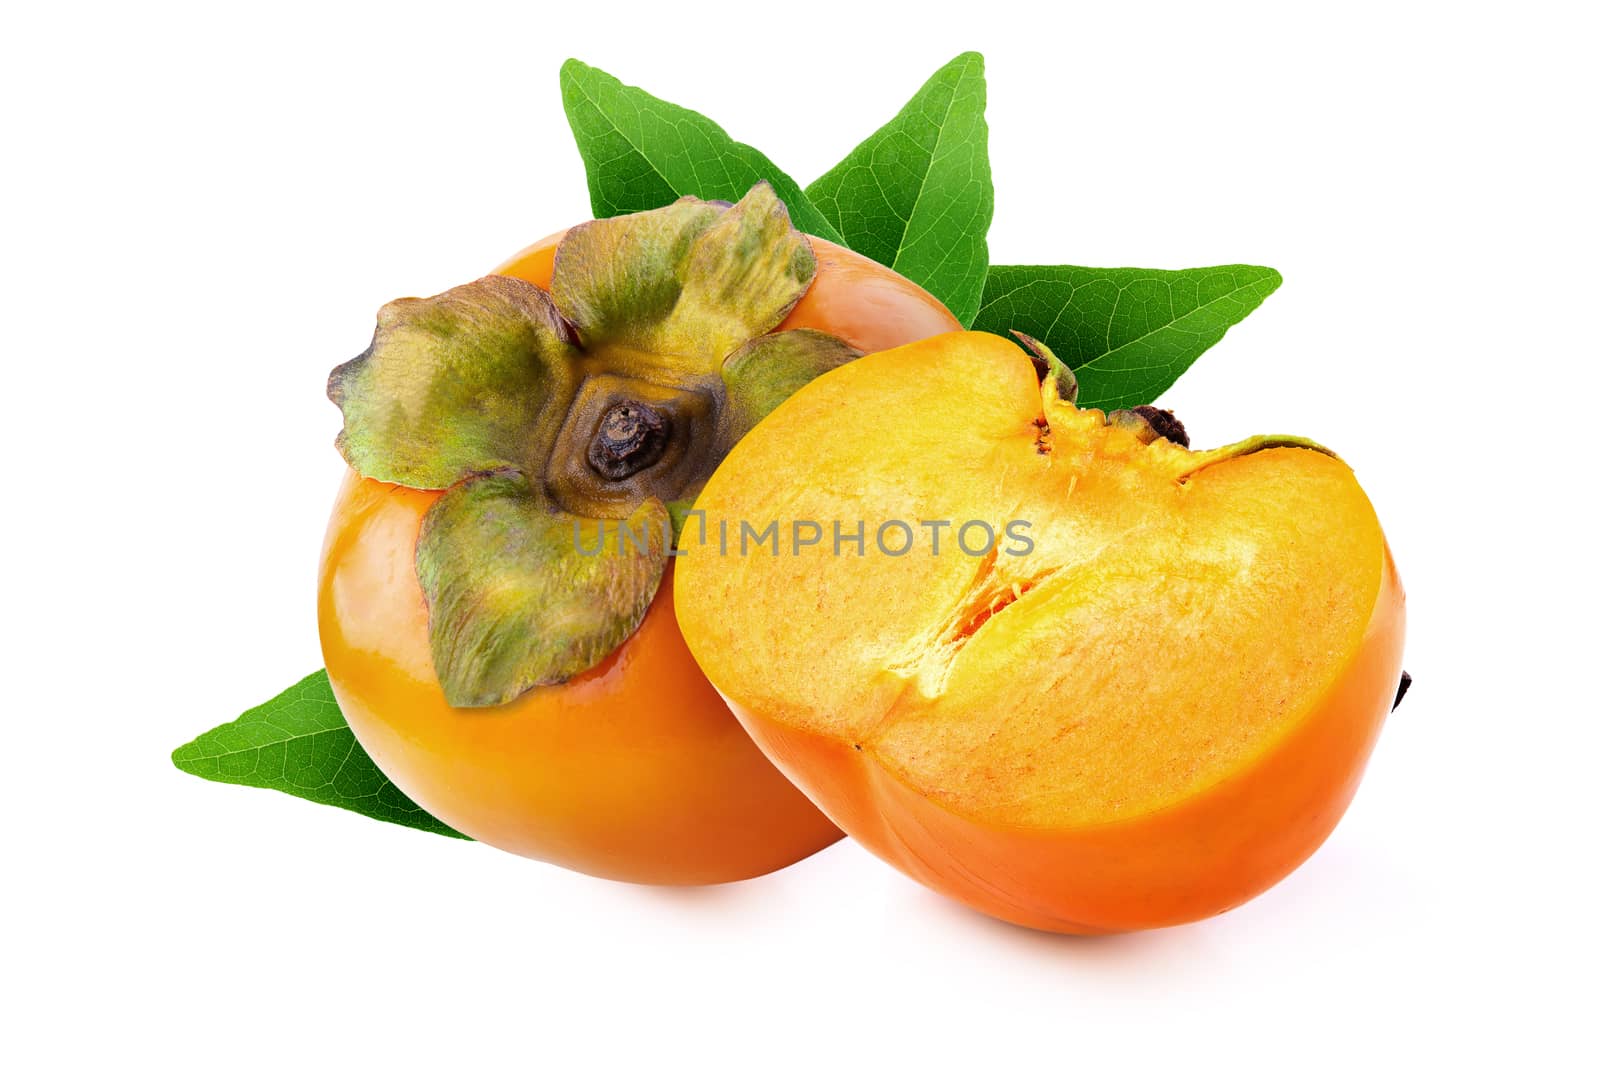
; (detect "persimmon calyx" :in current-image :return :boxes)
[1036,371,1337,483]
[1171,433,1339,483]
[325,182,860,707]
[1011,331,1078,403]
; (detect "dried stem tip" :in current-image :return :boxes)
[589,402,670,480]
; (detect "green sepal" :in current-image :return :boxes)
[1178,434,1339,481]
[664,498,702,542]
[550,197,722,353]
[416,472,670,707]
[551,183,816,368]
[1126,432,1341,485]
[1009,331,1078,403]
[720,329,862,439]
[329,276,580,489]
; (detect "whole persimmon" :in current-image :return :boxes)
[318,184,960,884]
[676,331,1406,930]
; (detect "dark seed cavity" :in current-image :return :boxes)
[588,402,671,481]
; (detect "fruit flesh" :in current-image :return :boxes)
[675,331,1405,927]
[319,228,961,884]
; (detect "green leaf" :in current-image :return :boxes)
[171,671,468,839]
[971,264,1283,409]
[560,59,842,244]
[805,52,993,326]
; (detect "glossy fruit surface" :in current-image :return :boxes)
[319,223,960,884]
[676,331,1405,926]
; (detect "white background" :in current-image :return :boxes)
[6,1,1596,1062]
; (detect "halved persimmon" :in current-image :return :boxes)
[676,331,1406,928]
[319,187,960,884]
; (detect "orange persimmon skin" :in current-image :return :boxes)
[721,554,1404,931]
[318,230,960,884]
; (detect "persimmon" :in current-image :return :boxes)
[675,331,1406,930]
[318,185,960,884]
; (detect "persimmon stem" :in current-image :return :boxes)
[589,402,671,480]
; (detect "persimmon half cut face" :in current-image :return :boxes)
[675,331,1406,930]
[318,186,961,884]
